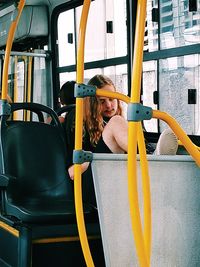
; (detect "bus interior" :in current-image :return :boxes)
[0,0,200,266]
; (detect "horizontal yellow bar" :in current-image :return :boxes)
[33,235,100,244]
[96,89,130,104]
[0,221,19,237]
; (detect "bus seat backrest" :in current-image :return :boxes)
[1,121,73,203]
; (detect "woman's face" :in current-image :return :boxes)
[98,84,118,118]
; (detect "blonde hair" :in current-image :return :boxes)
[84,74,123,146]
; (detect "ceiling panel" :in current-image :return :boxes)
[0,0,72,10]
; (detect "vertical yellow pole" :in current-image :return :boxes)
[13,56,18,120]
[22,56,27,120]
[1,0,26,100]
[26,56,33,121]
[127,0,151,266]
[74,1,94,266]
[137,124,151,262]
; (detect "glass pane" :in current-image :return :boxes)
[75,0,127,62]
[159,54,200,135]
[60,72,76,88]
[14,59,24,120]
[145,0,159,52]
[104,65,128,96]
[7,56,25,120]
[160,0,200,49]
[142,60,158,132]
[32,51,49,107]
[84,65,128,95]
[84,69,103,84]
[15,60,25,103]
[57,9,76,67]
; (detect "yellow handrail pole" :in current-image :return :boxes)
[22,56,28,120]
[27,56,33,121]
[128,0,150,266]
[1,0,26,100]
[128,122,149,267]
[97,87,200,160]
[137,123,151,261]
[13,56,18,120]
[74,1,94,267]
[97,88,152,262]
[178,140,200,152]
[153,110,200,166]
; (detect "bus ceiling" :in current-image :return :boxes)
[0,0,72,51]
[0,0,74,10]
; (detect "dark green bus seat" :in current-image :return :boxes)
[0,102,103,267]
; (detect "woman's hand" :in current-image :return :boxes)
[68,162,90,180]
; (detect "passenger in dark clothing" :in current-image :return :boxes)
[58,81,76,124]
[46,81,76,124]
[59,81,76,106]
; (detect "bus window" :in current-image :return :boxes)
[145,0,159,52]
[14,57,25,120]
[56,0,128,97]
[60,72,76,88]
[32,50,50,107]
[0,50,51,120]
[159,54,200,135]
[160,0,200,49]
[84,64,128,94]
[143,60,158,132]
[75,0,127,62]
[143,0,200,133]
[60,64,128,97]
[58,9,76,67]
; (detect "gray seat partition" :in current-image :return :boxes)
[91,154,200,267]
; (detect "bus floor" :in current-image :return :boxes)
[32,237,105,267]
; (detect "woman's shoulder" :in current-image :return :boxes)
[107,114,127,125]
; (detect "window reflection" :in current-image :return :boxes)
[160,0,200,49]
[159,54,200,134]
[146,0,200,51]
[57,0,127,67]
[143,61,158,132]
[58,9,76,67]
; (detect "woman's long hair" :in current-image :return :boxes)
[84,74,123,146]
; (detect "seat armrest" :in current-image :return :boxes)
[0,174,10,187]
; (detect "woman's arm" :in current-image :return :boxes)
[68,162,90,180]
